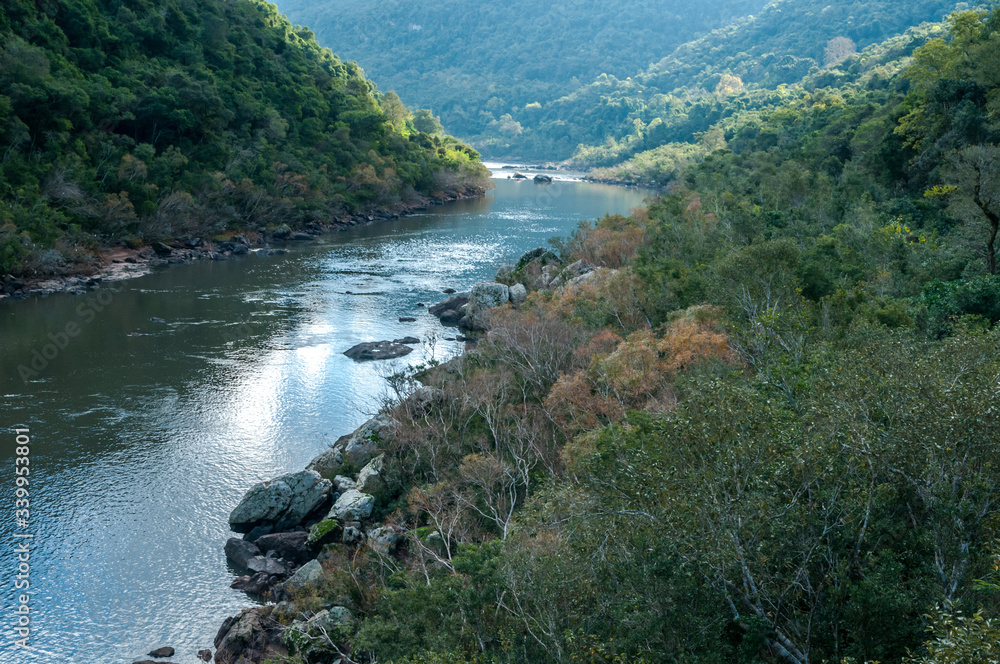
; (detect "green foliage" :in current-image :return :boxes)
[273,0,986,160]
[0,0,491,275]
[272,0,772,158]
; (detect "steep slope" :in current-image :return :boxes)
[505,0,972,160]
[273,0,976,161]
[0,0,490,277]
[270,0,770,149]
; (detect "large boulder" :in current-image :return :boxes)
[509,283,527,306]
[254,531,311,564]
[307,414,397,478]
[327,490,374,522]
[230,572,275,595]
[229,470,332,533]
[469,281,510,311]
[460,281,510,331]
[285,559,324,592]
[428,293,470,327]
[214,606,286,664]
[247,555,287,576]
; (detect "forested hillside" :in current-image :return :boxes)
[248,8,1000,664]
[270,0,770,154]
[272,0,974,161]
[0,0,490,277]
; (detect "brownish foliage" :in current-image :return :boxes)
[569,214,647,269]
[545,306,735,437]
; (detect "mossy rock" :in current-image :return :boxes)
[307,519,341,547]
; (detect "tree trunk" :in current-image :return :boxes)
[973,177,999,275]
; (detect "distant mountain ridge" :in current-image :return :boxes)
[273,0,977,161]
[270,0,771,153]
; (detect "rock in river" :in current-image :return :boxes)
[343,340,413,361]
[224,538,261,569]
[229,470,332,533]
[147,647,175,658]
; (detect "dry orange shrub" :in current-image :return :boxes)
[661,305,735,372]
[544,306,736,437]
[569,213,648,269]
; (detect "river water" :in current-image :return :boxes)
[0,174,653,664]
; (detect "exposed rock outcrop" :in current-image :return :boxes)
[214,606,286,664]
[327,489,375,522]
[229,470,332,533]
[307,413,398,479]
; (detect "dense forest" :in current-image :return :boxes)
[269,0,771,157]
[254,7,1000,664]
[272,0,977,161]
[0,0,490,277]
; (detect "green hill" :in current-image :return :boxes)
[273,0,975,161]
[270,0,771,154]
[0,0,490,277]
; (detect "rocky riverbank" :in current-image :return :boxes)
[208,245,596,664]
[0,190,484,302]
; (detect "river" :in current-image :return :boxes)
[0,173,654,664]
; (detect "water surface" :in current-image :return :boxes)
[0,178,653,664]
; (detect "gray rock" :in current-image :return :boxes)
[285,559,324,592]
[328,489,374,522]
[469,281,510,311]
[225,538,261,570]
[343,340,413,361]
[333,475,357,492]
[429,293,469,317]
[214,606,285,664]
[367,526,403,556]
[229,470,332,533]
[197,649,212,662]
[356,455,385,494]
[307,414,397,478]
[254,531,311,564]
[567,268,613,288]
[551,260,595,288]
[243,524,273,543]
[405,386,446,416]
[247,555,286,576]
[509,283,527,305]
[230,572,274,595]
[342,524,365,544]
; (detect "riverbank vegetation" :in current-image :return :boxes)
[264,9,1000,664]
[0,0,491,277]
